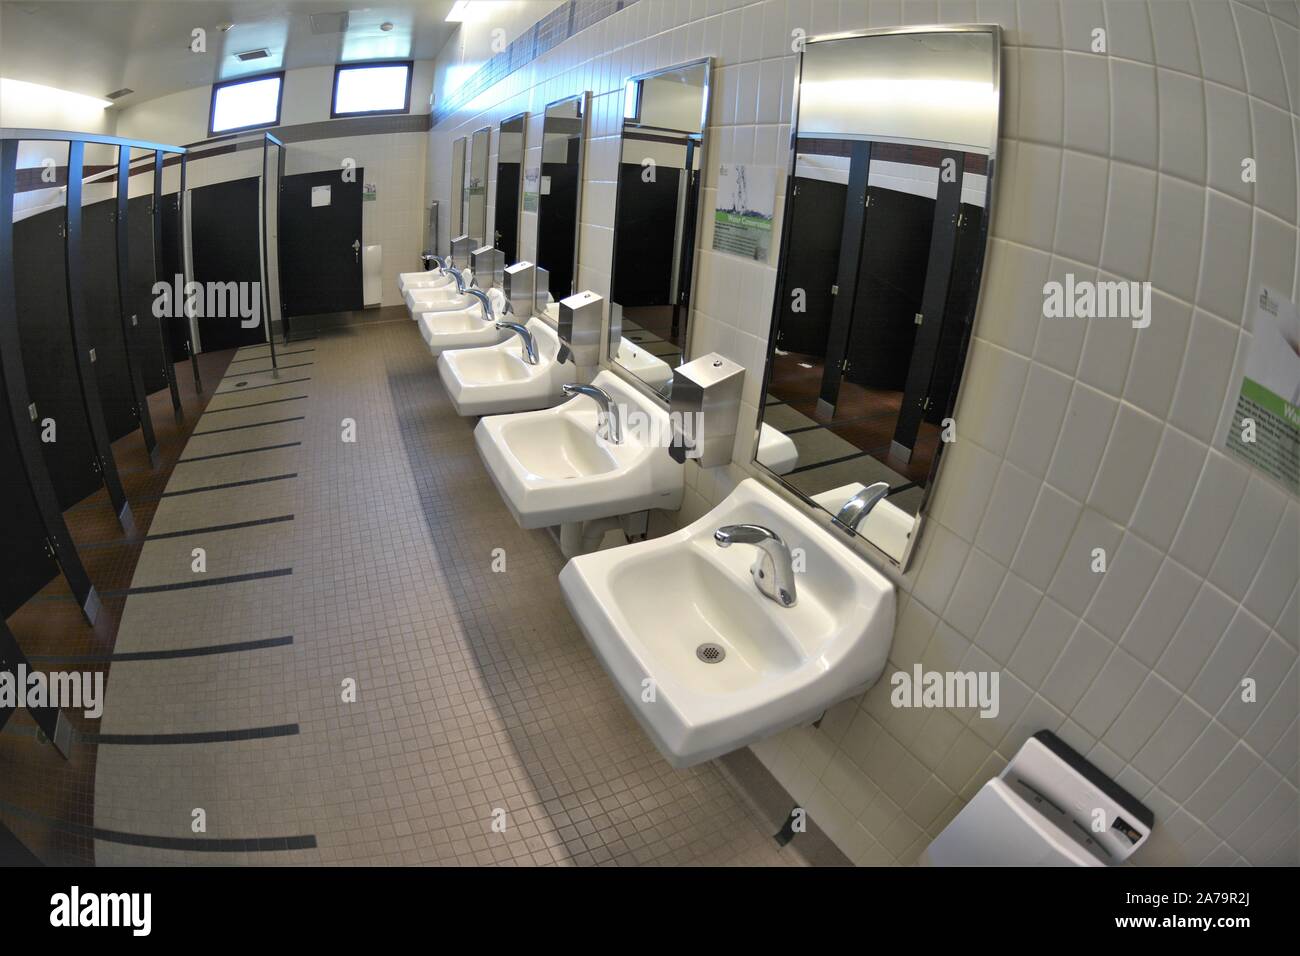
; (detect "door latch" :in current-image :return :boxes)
[352,239,361,262]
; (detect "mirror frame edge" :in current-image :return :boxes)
[468,124,492,246]
[496,110,529,263]
[748,22,1004,574]
[532,89,591,320]
[600,54,715,410]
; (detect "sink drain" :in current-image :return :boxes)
[696,643,726,664]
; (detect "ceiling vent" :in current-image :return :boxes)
[235,48,271,62]
[105,88,134,100]
[309,11,350,34]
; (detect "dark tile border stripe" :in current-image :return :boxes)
[0,800,316,853]
[145,514,295,541]
[101,568,293,597]
[192,415,305,435]
[222,361,314,379]
[31,635,293,664]
[201,396,308,415]
[178,441,302,463]
[228,348,315,364]
[157,473,297,498]
[214,376,311,394]
[79,723,300,745]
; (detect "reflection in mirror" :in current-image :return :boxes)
[450,136,466,240]
[608,59,710,401]
[535,92,588,311]
[754,27,1000,568]
[467,125,490,247]
[495,113,526,262]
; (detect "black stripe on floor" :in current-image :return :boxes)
[0,800,316,853]
[787,450,874,475]
[101,568,292,597]
[228,348,315,363]
[178,441,301,463]
[145,514,295,541]
[80,724,300,745]
[201,395,308,414]
[156,473,298,498]
[30,635,294,663]
[191,416,304,436]
[214,376,311,394]
[222,361,314,378]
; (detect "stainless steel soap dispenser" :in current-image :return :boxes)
[470,245,504,290]
[503,261,535,317]
[557,290,604,367]
[668,353,744,467]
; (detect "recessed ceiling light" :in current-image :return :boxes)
[380,21,394,32]
[217,22,234,32]
[446,1,472,23]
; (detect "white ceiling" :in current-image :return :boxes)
[0,1,459,107]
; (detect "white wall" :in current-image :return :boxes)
[428,0,1300,867]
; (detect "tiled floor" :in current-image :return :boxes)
[92,317,795,865]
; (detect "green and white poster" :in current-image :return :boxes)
[1221,286,1300,494]
[712,163,776,261]
[522,166,540,213]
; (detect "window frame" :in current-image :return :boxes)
[207,71,286,138]
[330,60,414,119]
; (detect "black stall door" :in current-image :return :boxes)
[125,193,168,394]
[189,177,265,351]
[12,207,102,509]
[0,398,60,617]
[81,197,138,440]
[279,170,364,319]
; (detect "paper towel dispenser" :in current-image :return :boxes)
[922,731,1154,866]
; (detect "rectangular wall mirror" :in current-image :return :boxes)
[535,91,589,311]
[754,25,1001,569]
[450,135,466,241]
[467,125,490,247]
[495,112,527,263]
[608,58,710,400]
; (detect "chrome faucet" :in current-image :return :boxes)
[714,524,798,608]
[463,287,493,323]
[562,383,623,444]
[497,321,539,364]
[833,481,891,534]
[447,265,475,294]
[429,254,448,274]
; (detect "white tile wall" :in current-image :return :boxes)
[427,0,1300,866]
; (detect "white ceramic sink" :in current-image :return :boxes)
[756,422,798,475]
[438,317,575,416]
[398,269,454,295]
[616,338,674,389]
[560,478,896,767]
[404,276,478,315]
[417,305,509,356]
[475,369,684,529]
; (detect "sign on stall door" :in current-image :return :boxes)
[311,185,331,207]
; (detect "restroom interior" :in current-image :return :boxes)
[0,0,1297,869]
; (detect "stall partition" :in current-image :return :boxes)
[0,128,190,629]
